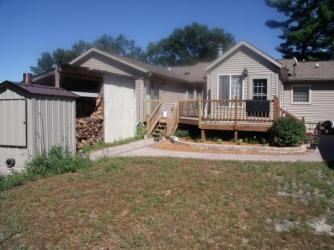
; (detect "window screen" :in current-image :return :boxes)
[293,86,309,103]
[253,79,267,100]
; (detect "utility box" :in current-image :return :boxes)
[0,81,77,174]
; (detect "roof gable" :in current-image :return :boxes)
[70,48,207,83]
[71,48,149,74]
[206,41,282,71]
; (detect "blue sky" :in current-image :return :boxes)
[0,0,284,82]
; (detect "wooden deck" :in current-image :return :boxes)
[179,116,272,132]
[145,97,301,140]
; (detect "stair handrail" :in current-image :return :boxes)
[279,107,299,120]
[166,102,179,136]
[147,101,162,134]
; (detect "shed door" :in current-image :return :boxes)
[0,99,27,147]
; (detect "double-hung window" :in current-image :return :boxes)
[292,85,310,104]
[218,75,242,100]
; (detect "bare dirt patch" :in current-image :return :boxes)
[151,140,307,155]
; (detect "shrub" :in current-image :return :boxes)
[136,123,147,139]
[0,146,91,191]
[174,129,190,138]
[269,117,306,147]
[26,146,91,176]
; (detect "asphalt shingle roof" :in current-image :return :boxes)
[0,81,78,98]
[279,59,334,81]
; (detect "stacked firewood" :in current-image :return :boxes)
[90,94,103,119]
[76,93,104,149]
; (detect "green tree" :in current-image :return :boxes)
[94,34,144,60]
[265,0,334,60]
[30,52,55,75]
[145,22,235,66]
[30,34,144,74]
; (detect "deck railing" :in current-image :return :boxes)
[166,102,179,136]
[179,99,199,118]
[146,101,161,134]
[178,97,280,124]
[202,99,275,123]
[144,99,160,120]
[279,107,297,119]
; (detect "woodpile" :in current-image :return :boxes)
[76,93,104,149]
[90,94,103,119]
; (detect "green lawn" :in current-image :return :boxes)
[1,158,334,249]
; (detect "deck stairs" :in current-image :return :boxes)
[151,118,167,141]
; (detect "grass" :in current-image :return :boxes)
[0,146,91,191]
[1,158,334,248]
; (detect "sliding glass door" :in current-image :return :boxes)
[218,75,242,100]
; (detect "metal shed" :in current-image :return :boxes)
[0,80,77,173]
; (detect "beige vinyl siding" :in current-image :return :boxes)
[283,82,334,124]
[78,53,138,76]
[207,46,280,101]
[158,80,189,115]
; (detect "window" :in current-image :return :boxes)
[218,75,242,100]
[292,86,310,103]
[253,79,267,100]
[150,82,159,99]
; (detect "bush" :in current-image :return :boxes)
[0,146,91,191]
[26,146,91,176]
[174,129,190,138]
[136,123,147,139]
[269,117,306,147]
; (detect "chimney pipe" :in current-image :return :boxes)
[217,44,223,57]
[23,73,32,85]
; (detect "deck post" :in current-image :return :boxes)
[198,97,202,126]
[234,130,238,140]
[201,129,206,142]
[273,96,279,120]
[234,97,238,140]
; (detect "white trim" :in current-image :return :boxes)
[216,73,244,100]
[71,91,99,98]
[291,84,312,105]
[206,41,282,72]
[70,48,149,73]
[248,75,271,100]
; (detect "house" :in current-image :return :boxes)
[31,40,334,143]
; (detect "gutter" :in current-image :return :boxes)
[285,78,334,83]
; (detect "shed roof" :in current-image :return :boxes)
[0,81,78,99]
